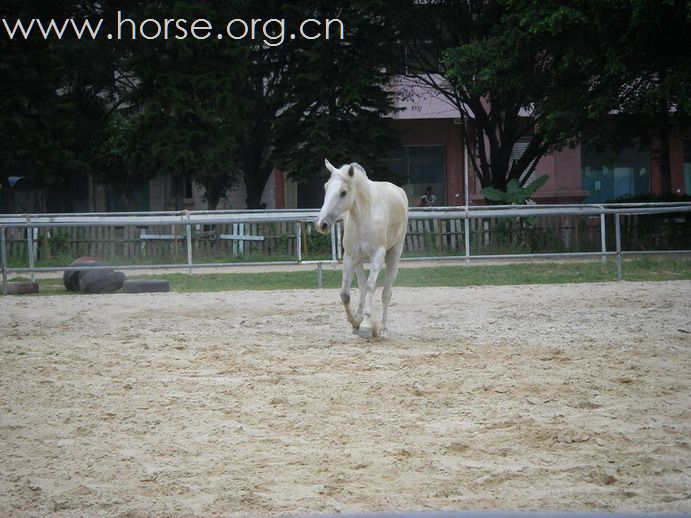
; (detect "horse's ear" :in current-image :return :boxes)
[324,159,337,173]
[348,165,355,177]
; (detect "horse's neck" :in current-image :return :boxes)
[347,175,374,222]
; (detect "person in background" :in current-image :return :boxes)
[418,186,437,207]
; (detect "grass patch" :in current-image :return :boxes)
[20,256,691,295]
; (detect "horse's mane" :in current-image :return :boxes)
[350,163,368,181]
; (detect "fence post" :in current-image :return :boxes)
[296,221,302,263]
[25,215,36,283]
[615,212,623,281]
[184,211,193,275]
[600,208,607,263]
[464,207,471,265]
[1,227,8,295]
[317,262,323,288]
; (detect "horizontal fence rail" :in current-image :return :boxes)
[2,203,690,294]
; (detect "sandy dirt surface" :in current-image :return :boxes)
[1,281,690,517]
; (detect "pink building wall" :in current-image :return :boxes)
[531,145,590,203]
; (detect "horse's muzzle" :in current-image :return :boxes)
[315,216,331,235]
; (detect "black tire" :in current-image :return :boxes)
[121,280,170,293]
[79,270,126,294]
[63,257,110,292]
[63,269,80,292]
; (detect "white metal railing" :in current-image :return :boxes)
[1,203,690,294]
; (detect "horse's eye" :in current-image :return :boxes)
[340,190,347,198]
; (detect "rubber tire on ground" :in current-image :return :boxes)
[4,281,39,295]
[78,270,126,294]
[63,257,110,292]
[121,280,170,293]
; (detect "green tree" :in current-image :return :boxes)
[397,0,552,198]
[120,1,246,210]
[223,0,292,209]
[0,0,121,211]
[232,0,402,208]
[506,0,691,193]
[398,0,691,200]
[118,1,401,210]
[272,1,401,188]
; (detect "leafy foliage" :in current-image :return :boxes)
[399,0,691,201]
[272,1,401,185]
[0,0,121,210]
[481,175,549,205]
[397,0,551,195]
[118,1,247,209]
[481,174,549,238]
[3,0,689,212]
[500,0,691,192]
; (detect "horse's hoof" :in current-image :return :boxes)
[352,326,360,335]
[378,327,389,338]
[357,326,373,338]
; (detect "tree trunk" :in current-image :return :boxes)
[205,185,223,210]
[244,170,267,209]
[206,196,219,211]
[242,145,273,209]
[173,175,184,210]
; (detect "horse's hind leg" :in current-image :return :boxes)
[380,241,404,338]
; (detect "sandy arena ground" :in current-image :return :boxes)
[1,280,690,517]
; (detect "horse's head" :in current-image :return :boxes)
[316,159,358,235]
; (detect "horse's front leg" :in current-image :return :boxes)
[353,264,367,332]
[358,248,386,338]
[340,254,359,332]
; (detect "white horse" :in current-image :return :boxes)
[316,159,409,338]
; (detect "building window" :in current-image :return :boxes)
[389,145,445,206]
[581,145,650,203]
[511,136,539,183]
[184,178,194,199]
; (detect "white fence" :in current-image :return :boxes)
[1,203,690,293]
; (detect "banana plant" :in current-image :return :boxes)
[481,174,549,250]
[481,174,549,205]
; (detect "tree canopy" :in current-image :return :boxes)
[1,0,689,211]
[1,0,400,210]
[272,1,401,183]
[500,0,691,191]
[399,0,691,196]
[117,1,247,209]
[0,0,120,210]
[232,0,401,208]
